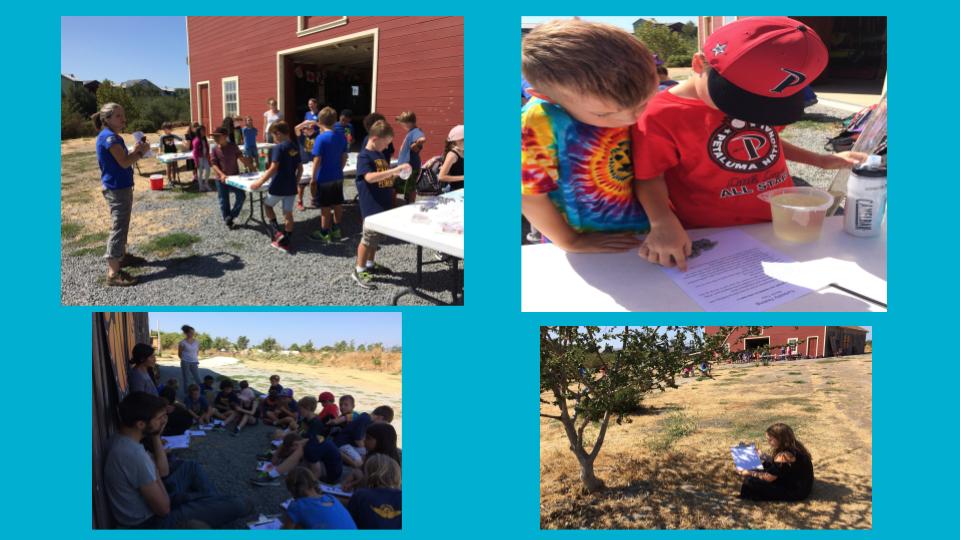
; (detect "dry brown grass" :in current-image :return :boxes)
[540,354,872,530]
[60,127,191,248]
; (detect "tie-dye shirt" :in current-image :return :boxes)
[521,98,649,234]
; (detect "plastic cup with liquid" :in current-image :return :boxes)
[758,186,835,243]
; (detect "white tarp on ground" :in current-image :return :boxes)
[157,356,240,368]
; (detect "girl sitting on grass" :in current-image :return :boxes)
[282,467,357,529]
[738,423,814,501]
[346,454,402,529]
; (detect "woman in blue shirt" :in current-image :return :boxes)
[94,103,150,286]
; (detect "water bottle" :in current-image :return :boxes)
[844,155,886,237]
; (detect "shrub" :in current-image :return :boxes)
[666,54,692,68]
[128,119,157,134]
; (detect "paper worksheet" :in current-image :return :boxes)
[661,229,815,311]
[731,443,763,470]
[161,434,191,450]
[186,430,206,437]
[320,483,353,498]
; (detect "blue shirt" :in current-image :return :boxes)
[355,147,395,217]
[397,127,424,169]
[184,395,209,415]
[311,130,348,183]
[269,140,301,196]
[242,126,258,155]
[334,412,372,447]
[286,495,356,530]
[347,488,401,529]
[97,128,134,190]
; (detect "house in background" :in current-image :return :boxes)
[61,73,82,95]
[120,78,164,93]
[705,326,869,358]
[185,16,463,156]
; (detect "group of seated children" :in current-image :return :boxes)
[520,17,867,270]
[251,389,401,529]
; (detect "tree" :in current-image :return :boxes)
[289,343,301,352]
[540,326,752,493]
[96,80,138,122]
[236,336,250,350]
[259,337,279,352]
[634,21,694,63]
[357,344,366,352]
[212,336,232,351]
[349,339,356,352]
[197,332,213,351]
[301,340,315,353]
[64,84,97,117]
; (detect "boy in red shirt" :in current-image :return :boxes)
[632,17,867,270]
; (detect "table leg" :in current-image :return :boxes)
[392,246,462,306]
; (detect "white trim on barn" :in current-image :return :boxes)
[275,27,379,117]
[807,335,820,357]
[222,75,240,119]
[296,16,349,37]
[186,17,192,122]
[195,80,212,129]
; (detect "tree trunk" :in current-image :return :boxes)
[575,451,605,493]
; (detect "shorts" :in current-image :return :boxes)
[316,181,344,207]
[264,193,296,214]
[360,227,380,251]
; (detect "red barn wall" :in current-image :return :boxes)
[187,16,463,159]
[706,326,827,357]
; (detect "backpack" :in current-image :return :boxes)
[415,155,443,196]
[824,104,876,153]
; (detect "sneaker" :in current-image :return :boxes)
[107,270,137,287]
[365,263,393,275]
[309,230,331,243]
[331,228,342,240]
[250,473,281,487]
[233,427,241,436]
[272,238,292,254]
[351,268,376,290]
[225,217,235,229]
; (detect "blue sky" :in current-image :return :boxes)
[148,312,402,348]
[61,16,188,88]
[521,16,697,31]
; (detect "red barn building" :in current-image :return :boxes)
[186,16,463,157]
[705,326,868,358]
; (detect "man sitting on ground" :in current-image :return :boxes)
[103,391,251,528]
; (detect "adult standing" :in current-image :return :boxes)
[94,103,149,286]
[129,343,159,396]
[178,325,202,394]
[438,124,464,192]
[263,98,283,143]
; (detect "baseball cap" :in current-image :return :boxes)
[319,403,340,420]
[318,391,335,403]
[703,17,827,125]
[281,388,294,398]
[447,125,464,142]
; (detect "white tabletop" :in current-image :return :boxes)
[522,216,886,312]
[157,152,194,164]
[362,190,464,259]
[224,172,269,193]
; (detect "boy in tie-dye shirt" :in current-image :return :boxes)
[521,19,658,253]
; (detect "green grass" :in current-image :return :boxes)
[729,415,805,441]
[73,231,110,246]
[70,246,103,257]
[61,222,83,240]
[61,151,100,175]
[784,119,839,132]
[648,411,697,451]
[140,233,201,254]
[816,359,850,365]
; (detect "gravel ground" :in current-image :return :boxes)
[61,180,463,306]
[520,103,850,244]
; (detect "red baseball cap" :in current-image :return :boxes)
[703,17,827,125]
[318,391,335,403]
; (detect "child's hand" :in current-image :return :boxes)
[559,232,641,253]
[250,179,264,190]
[395,163,413,176]
[818,151,869,169]
[639,217,692,271]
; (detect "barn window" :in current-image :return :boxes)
[297,16,348,37]
[222,76,239,118]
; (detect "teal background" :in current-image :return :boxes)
[2,3,953,538]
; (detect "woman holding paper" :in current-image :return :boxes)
[93,103,150,286]
[738,423,814,501]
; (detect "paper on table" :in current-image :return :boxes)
[731,443,763,470]
[662,229,813,311]
[162,434,190,450]
[320,483,353,498]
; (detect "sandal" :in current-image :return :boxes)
[107,270,137,287]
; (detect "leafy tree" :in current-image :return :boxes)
[301,340,315,353]
[159,331,180,351]
[540,326,753,493]
[259,337,279,352]
[634,21,695,63]
[211,337,232,351]
[357,344,366,352]
[289,343,301,352]
[64,84,97,117]
[236,336,250,350]
[349,339,356,352]
[96,80,138,123]
[197,332,213,351]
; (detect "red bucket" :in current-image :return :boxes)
[149,174,164,191]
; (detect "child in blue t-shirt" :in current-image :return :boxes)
[352,120,411,289]
[184,383,212,425]
[282,467,357,529]
[308,107,349,243]
[346,454,401,529]
[251,121,302,254]
[396,111,426,203]
[241,116,259,171]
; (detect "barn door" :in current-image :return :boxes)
[198,82,211,129]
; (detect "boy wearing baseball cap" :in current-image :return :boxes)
[632,17,867,270]
[521,19,658,253]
